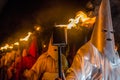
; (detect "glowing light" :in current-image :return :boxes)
[34,25,41,31]
[20,32,32,41]
[4,44,9,49]
[67,19,77,29]
[76,11,90,22]
[56,11,96,29]
[67,11,96,29]
[0,47,4,50]
[43,44,46,48]
[0,44,13,50]
[14,42,19,46]
[55,25,67,27]
[36,27,41,31]
[9,46,13,49]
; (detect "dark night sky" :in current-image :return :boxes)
[0,0,120,47]
[0,0,89,45]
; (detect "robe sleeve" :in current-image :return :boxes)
[66,54,84,80]
[25,54,46,80]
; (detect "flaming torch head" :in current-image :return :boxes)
[67,11,96,29]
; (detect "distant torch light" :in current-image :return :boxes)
[4,44,9,49]
[34,25,41,31]
[14,42,19,46]
[9,46,13,49]
[43,44,46,48]
[0,47,4,50]
[20,32,32,41]
[36,27,41,31]
[0,44,8,50]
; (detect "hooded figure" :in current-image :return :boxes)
[25,36,68,80]
[13,32,42,80]
[66,0,120,80]
[7,45,27,80]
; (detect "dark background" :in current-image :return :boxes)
[0,0,120,51]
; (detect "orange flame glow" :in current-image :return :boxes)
[14,42,19,46]
[55,25,67,28]
[0,44,13,50]
[3,44,9,50]
[68,11,96,29]
[8,46,13,49]
[56,11,96,29]
[35,26,41,31]
[43,44,46,48]
[20,32,32,41]
[36,27,40,31]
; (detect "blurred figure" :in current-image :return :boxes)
[8,30,42,80]
[7,43,27,80]
[0,50,8,80]
[0,47,20,80]
[25,36,68,80]
[0,49,14,69]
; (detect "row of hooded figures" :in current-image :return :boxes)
[1,0,120,80]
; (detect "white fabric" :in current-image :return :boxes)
[90,0,116,63]
[66,42,120,80]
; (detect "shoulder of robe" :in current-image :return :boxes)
[77,41,91,57]
[37,52,49,60]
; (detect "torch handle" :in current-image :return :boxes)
[58,46,62,79]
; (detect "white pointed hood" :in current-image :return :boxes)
[90,0,116,63]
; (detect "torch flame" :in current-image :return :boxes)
[36,27,40,31]
[20,32,32,41]
[67,18,77,29]
[14,42,19,46]
[55,11,96,29]
[0,47,4,50]
[4,44,9,50]
[34,25,41,31]
[9,46,13,49]
[75,11,90,22]
[55,25,67,27]
[43,44,46,48]
[0,44,13,50]
[67,11,96,29]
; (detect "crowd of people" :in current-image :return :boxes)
[0,0,120,80]
[0,30,75,80]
